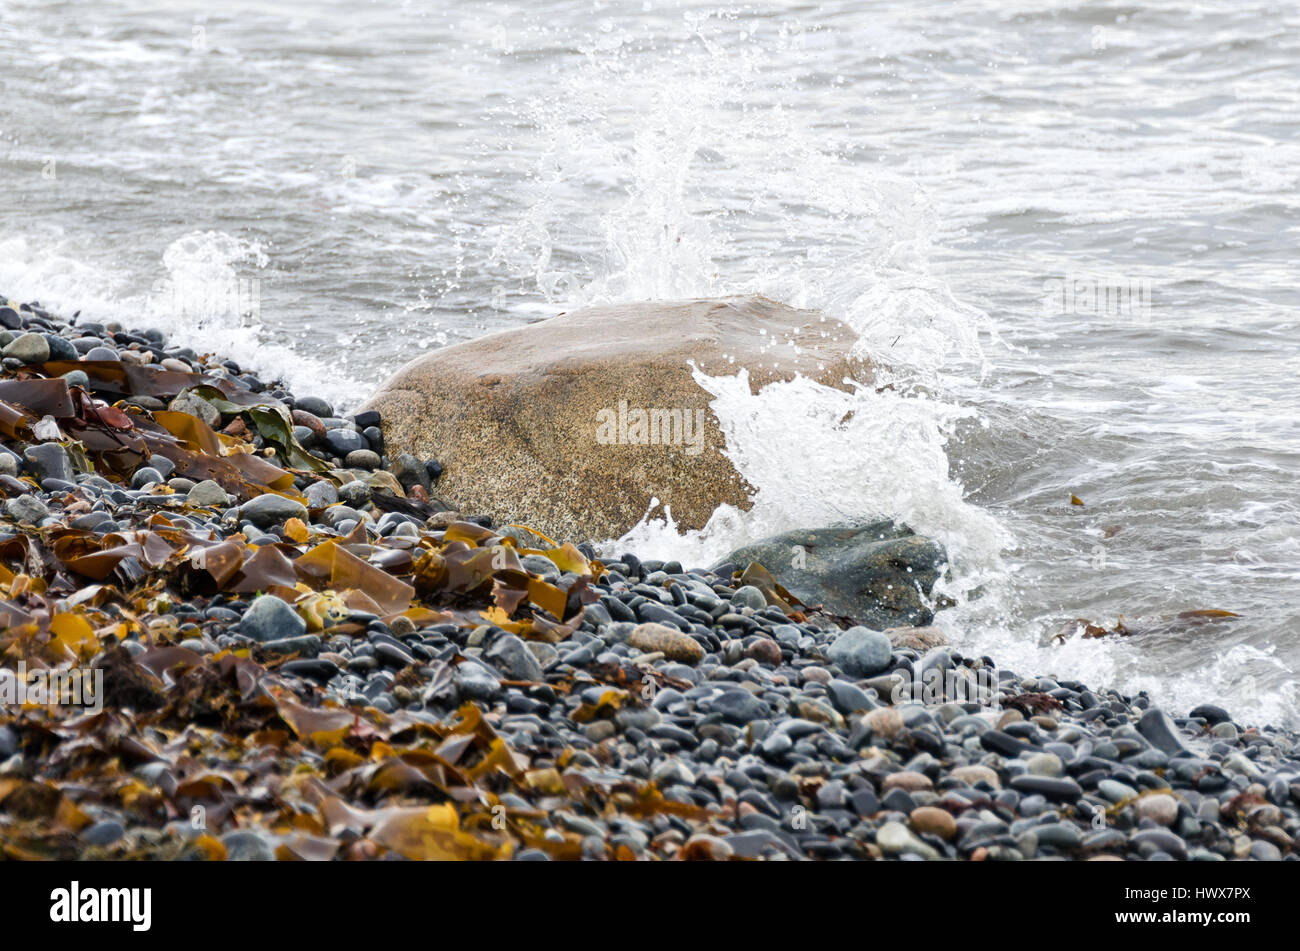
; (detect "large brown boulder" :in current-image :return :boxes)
[359,295,870,542]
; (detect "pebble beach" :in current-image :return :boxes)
[1,296,1297,863]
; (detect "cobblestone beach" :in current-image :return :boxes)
[0,296,1296,862]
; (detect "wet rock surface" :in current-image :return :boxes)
[359,295,872,542]
[717,522,948,628]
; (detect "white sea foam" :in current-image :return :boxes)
[0,228,365,410]
[492,19,1013,615]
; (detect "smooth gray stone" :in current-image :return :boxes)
[3,331,49,363]
[1034,822,1082,850]
[260,634,323,657]
[485,633,544,681]
[81,819,126,846]
[239,493,308,528]
[187,479,230,507]
[715,522,947,628]
[4,494,49,524]
[304,480,339,508]
[324,428,366,456]
[239,595,307,642]
[826,679,876,714]
[1009,775,1083,802]
[827,626,892,677]
[221,829,276,861]
[1136,708,1190,756]
[707,688,770,724]
[1130,828,1188,859]
[23,443,73,484]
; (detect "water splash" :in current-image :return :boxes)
[494,16,1012,608]
[0,227,365,410]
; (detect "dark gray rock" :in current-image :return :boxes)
[1136,708,1190,756]
[1189,703,1231,726]
[43,334,79,361]
[1129,828,1188,860]
[239,494,308,528]
[485,634,545,681]
[239,595,307,642]
[4,494,49,524]
[222,829,276,861]
[715,522,947,627]
[392,453,430,493]
[826,626,892,677]
[81,819,126,846]
[826,679,876,714]
[707,689,770,724]
[260,634,323,657]
[280,659,340,681]
[296,396,334,418]
[338,480,371,507]
[23,443,73,484]
[1009,775,1082,802]
[324,428,366,456]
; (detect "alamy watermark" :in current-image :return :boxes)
[887,666,1001,708]
[0,661,103,714]
[50,881,151,931]
[1042,272,1152,321]
[595,400,707,456]
[148,274,261,326]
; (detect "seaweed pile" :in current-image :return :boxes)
[1,296,1298,862]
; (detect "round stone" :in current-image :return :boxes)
[239,493,308,528]
[338,480,372,507]
[239,594,306,643]
[3,331,49,363]
[323,428,366,456]
[81,819,125,846]
[743,637,782,666]
[1134,793,1178,827]
[876,820,937,859]
[344,449,382,470]
[1026,752,1064,777]
[951,764,1001,789]
[627,622,705,665]
[881,770,934,794]
[910,806,956,840]
[187,479,231,507]
[221,829,276,861]
[826,626,892,678]
[295,396,334,418]
[43,334,79,361]
[131,467,164,488]
[731,585,767,611]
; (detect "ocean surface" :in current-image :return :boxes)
[2,0,1297,724]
